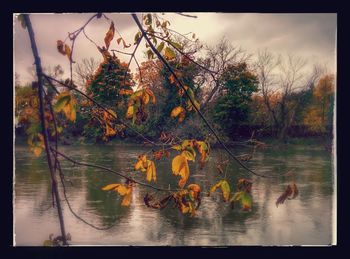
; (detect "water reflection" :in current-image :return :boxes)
[14,143,334,246]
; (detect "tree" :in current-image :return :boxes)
[255,50,321,142]
[200,37,250,110]
[303,74,335,133]
[74,57,99,89]
[212,62,258,136]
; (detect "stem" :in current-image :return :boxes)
[23,14,68,245]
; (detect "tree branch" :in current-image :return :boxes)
[23,14,68,245]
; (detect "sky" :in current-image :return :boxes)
[14,13,337,85]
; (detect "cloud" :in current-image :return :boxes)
[14,13,337,85]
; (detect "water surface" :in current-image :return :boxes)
[14,143,335,246]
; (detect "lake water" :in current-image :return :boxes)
[14,142,335,246]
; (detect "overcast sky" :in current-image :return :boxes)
[14,13,337,85]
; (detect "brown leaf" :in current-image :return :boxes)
[276,183,299,207]
[104,21,115,50]
[57,40,66,55]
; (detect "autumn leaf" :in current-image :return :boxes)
[146,160,157,182]
[27,133,45,157]
[54,92,77,122]
[134,31,142,44]
[241,191,252,211]
[172,153,190,188]
[181,150,195,162]
[126,105,134,119]
[102,183,122,191]
[135,155,157,182]
[57,40,73,62]
[57,40,66,55]
[230,191,252,211]
[164,47,176,60]
[145,89,156,104]
[276,183,299,207]
[169,74,175,84]
[157,41,165,53]
[170,106,185,122]
[187,184,201,200]
[64,44,73,63]
[101,183,133,206]
[171,145,182,151]
[105,124,116,137]
[119,89,134,95]
[122,38,131,48]
[147,49,154,60]
[153,150,170,160]
[104,21,115,50]
[210,180,231,202]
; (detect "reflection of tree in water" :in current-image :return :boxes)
[84,168,130,227]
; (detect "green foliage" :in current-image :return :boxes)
[87,56,133,109]
[213,62,258,136]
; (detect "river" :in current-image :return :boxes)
[14,142,335,246]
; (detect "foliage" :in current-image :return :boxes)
[213,62,258,136]
[102,180,134,206]
[303,74,334,133]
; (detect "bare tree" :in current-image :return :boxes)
[255,50,322,141]
[74,57,100,89]
[199,37,251,109]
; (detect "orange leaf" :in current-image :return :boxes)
[119,89,134,95]
[170,106,185,122]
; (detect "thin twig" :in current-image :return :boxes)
[175,13,198,18]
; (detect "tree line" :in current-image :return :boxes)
[15,37,335,145]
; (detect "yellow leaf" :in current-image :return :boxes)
[102,183,132,206]
[115,185,129,196]
[164,47,176,60]
[181,150,195,161]
[121,191,132,206]
[171,145,182,151]
[102,183,121,191]
[146,160,157,182]
[135,154,147,172]
[170,106,185,122]
[126,105,134,119]
[210,180,230,202]
[172,154,190,188]
[104,21,115,50]
[65,44,72,63]
[105,124,116,137]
